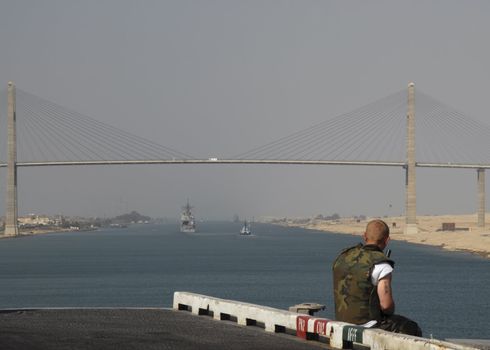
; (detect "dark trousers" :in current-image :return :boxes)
[377,314,422,337]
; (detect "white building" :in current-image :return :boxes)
[18,214,58,227]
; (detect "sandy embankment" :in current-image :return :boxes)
[0,227,76,239]
[280,214,490,259]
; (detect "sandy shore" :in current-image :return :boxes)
[278,214,490,259]
[0,227,81,239]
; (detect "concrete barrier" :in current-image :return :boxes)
[173,291,297,333]
[173,292,481,350]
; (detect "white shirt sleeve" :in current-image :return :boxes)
[370,263,393,285]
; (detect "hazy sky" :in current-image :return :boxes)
[1,0,490,220]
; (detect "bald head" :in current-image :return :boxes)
[364,219,390,246]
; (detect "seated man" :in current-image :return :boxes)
[332,219,422,336]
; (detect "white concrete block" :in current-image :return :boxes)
[173,292,481,350]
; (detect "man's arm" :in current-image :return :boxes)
[377,273,395,315]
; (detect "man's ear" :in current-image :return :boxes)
[363,232,368,243]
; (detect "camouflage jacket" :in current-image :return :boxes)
[332,243,394,324]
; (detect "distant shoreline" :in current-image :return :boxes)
[2,217,490,260]
[0,227,89,239]
[271,214,490,260]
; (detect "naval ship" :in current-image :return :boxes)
[180,200,196,233]
[240,220,251,235]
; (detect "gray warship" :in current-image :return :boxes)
[180,200,196,233]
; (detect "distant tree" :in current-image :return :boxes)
[113,211,151,224]
[93,217,112,227]
[323,213,340,220]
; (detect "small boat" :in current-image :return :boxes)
[240,220,251,235]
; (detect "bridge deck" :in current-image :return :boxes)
[0,308,327,350]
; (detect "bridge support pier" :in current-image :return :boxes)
[405,82,417,234]
[4,81,19,236]
[477,168,485,228]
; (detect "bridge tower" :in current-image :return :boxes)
[4,81,19,236]
[405,82,417,234]
[477,168,485,228]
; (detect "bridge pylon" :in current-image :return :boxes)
[405,82,417,234]
[477,168,485,228]
[4,81,19,236]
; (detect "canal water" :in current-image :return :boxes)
[0,222,488,340]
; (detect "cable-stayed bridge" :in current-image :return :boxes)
[1,82,490,235]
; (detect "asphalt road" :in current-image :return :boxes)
[0,308,328,350]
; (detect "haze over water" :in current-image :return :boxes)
[0,222,488,340]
